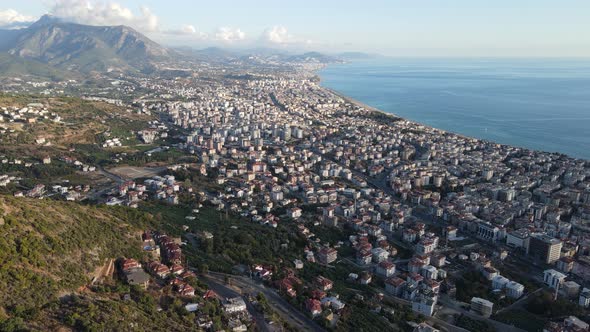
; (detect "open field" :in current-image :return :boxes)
[107,166,167,179]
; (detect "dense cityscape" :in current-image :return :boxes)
[0,5,590,332]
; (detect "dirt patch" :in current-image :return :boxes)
[108,166,167,179]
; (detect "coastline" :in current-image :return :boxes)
[315,62,589,161]
[322,86,397,118]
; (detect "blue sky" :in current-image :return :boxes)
[2,0,590,56]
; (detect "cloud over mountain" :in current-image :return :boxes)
[49,0,159,32]
[1,2,324,48]
[0,9,36,29]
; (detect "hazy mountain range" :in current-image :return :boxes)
[0,15,376,80]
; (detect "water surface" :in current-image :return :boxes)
[319,58,590,159]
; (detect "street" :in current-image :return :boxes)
[205,272,326,332]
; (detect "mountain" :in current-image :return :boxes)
[285,51,342,64]
[0,15,170,74]
[337,51,383,60]
[0,53,75,81]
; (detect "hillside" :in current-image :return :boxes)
[0,95,155,156]
[0,196,154,308]
[0,196,167,330]
[0,53,75,81]
[0,15,170,73]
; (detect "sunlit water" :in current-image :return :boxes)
[319,58,590,160]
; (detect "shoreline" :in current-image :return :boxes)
[314,63,588,162]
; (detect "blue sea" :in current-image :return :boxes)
[318,58,590,160]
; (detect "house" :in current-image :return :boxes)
[421,265,438,280]
[412,294,437,316]
[506,281,524,299]
[544,316,589,332]
[557,257,575,273]
[385,277,406,296]
[376,261,396,278]
[413,322,440,332]
[371,247,389,263]
[403,229,417,243]
[482,267,499,280]
[306,298,322,317]
[170,264,184,275]
[423,279,441,294]
[492,275,510,290]
[579,288,590,308]
[311,289,327,300]
[432,255,446,268]
[315,276,334,291]
[125,269,150,289]
[318,247,338,265]
[223,297,247,314]
[148,262,170,279]
[293,259,304,269]
[121,258,142,272]
[416,239,436,255]
[287,207,302,219]
[278,277,301,297]
[356,250,372,265]
[321,296,346,311]
[360,272,373,285]
[177,283,195,296]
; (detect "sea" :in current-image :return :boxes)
[318,58,590,160]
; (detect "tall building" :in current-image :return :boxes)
[470,297,493,318]
[506,229,530,254]
[529,234,562,264]
[506,281,525,299]
[544,269,567,289]
[477,222,500,242]
[579,288,590,308]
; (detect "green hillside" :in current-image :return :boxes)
[0,196,158,328]
[0,53,74,81]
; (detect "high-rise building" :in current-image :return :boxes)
[470,297,493,318]
[529,234,562,264]
[544,269,567,289]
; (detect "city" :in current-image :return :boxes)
[1,2,590,332]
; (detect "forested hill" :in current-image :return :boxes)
[0,196,156,330]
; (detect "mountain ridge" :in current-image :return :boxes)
[0,15,169,74]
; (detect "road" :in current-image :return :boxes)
[495,287,543,315]
[202,275,272,332]
[207,272,325,332]
[438,295,526,332]
[85,166,126,201]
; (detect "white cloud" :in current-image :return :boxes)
[0,9,36,28]
[258,26,320,50]
[214,26,245,42]
[49,0,160,32]
[161,24,208,39]
[182,25,197,34]
[45,1,245,44]
[261,26,296,44]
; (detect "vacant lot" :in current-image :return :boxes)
[108,166,167,179]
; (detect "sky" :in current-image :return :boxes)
[1,0,589,56]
